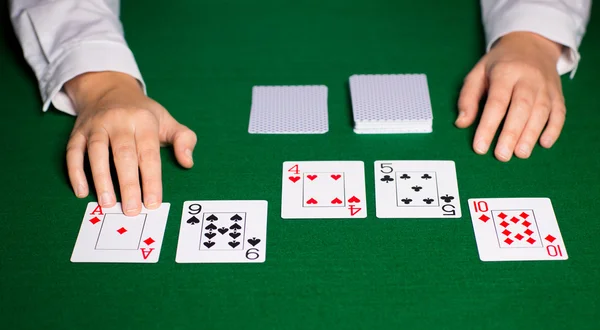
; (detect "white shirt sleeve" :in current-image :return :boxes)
[9,0,146,115]
[481,0,591,77]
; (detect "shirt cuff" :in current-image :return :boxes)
[484,3,580,78]
[40,41,146,115]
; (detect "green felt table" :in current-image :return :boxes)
[1,1,600,329]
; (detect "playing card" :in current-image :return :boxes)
[469,198,568,261]
[248,85,328,134]
[176,201,268,263]
[282,161,367,219]
[374,161,461,218]
[349,74,433,134]
[71,202,170,263]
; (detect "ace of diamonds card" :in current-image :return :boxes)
[71,202,170,263]
[469,198,568,261]
[281,161,367,219]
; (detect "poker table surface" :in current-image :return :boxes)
[1,1,599,329]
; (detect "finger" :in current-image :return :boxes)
[136,129,162,209]
[88,130,116,207]
[66,133,89,198]
[514,98,551,158]
[494,81,538,161]
[540,100,566,148]
[111,132,142,216]
[456,60,487,128]
[472,77,514,155]
[163,116,197,168]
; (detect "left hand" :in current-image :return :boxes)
[455,31,565,161]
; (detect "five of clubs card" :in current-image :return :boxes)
[176,201,268,263]
[71,202,170,263]
[374,161,461,218]
[281,161,367,219]
[469,198,568,262]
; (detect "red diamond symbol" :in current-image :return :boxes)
[498,212,507,219]
[522,220,531,227]
[520,212,530,219]
[502,229,511,236]
[89,217,101,225]
[510,217,520,224]
[500,221,510,228]
[524,229,534,236]
[479,215,490,223]
[527,237,536,244]
[515,233,524,240]
[545,235,556,243]
[504,238,514,245]
[117,227,127,235]
[143,237,155,246]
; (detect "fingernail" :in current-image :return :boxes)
[100,192,112,206]
[126,200,139,213]
[518,144,531,157]
[496,146,511,161]
[145,195,158,208]
[185,149,193,163]
[474,140,489,154]
[75,184,86,198]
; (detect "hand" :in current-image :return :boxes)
[456,31,565,161]
[65,72,197,215]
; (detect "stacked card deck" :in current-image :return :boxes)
[248,85,329,134]
[349,74,433,134]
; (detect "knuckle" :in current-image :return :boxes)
[513,96,534,109]
[120,182,140,193]
[501,129,521,142]
[138,148,160,164]
[114,144,136,159]
[141,177,160,189]
[485,98,508,111]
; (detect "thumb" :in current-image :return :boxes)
[162,116,197,169]
[456,58,487,128]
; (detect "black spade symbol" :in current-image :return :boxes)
[229,232,241,239]
[206,214,218,222]
[230,223,242,230]
[204,232,216,239]
[228,241,240,248]
[203,241,215,249]
[248,237,261,246]
[230,214,243,221]
[187,216,200,225]
[218,227,229,235]
[205,223,217,231]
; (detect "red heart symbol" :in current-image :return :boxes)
[331,198,342,204]
[289,176,300,183]
[306,198,318,205]
[307,175,318,181]
[331,174,341,180]
[348,196,360,203]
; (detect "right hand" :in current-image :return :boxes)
[65,72,197,215]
